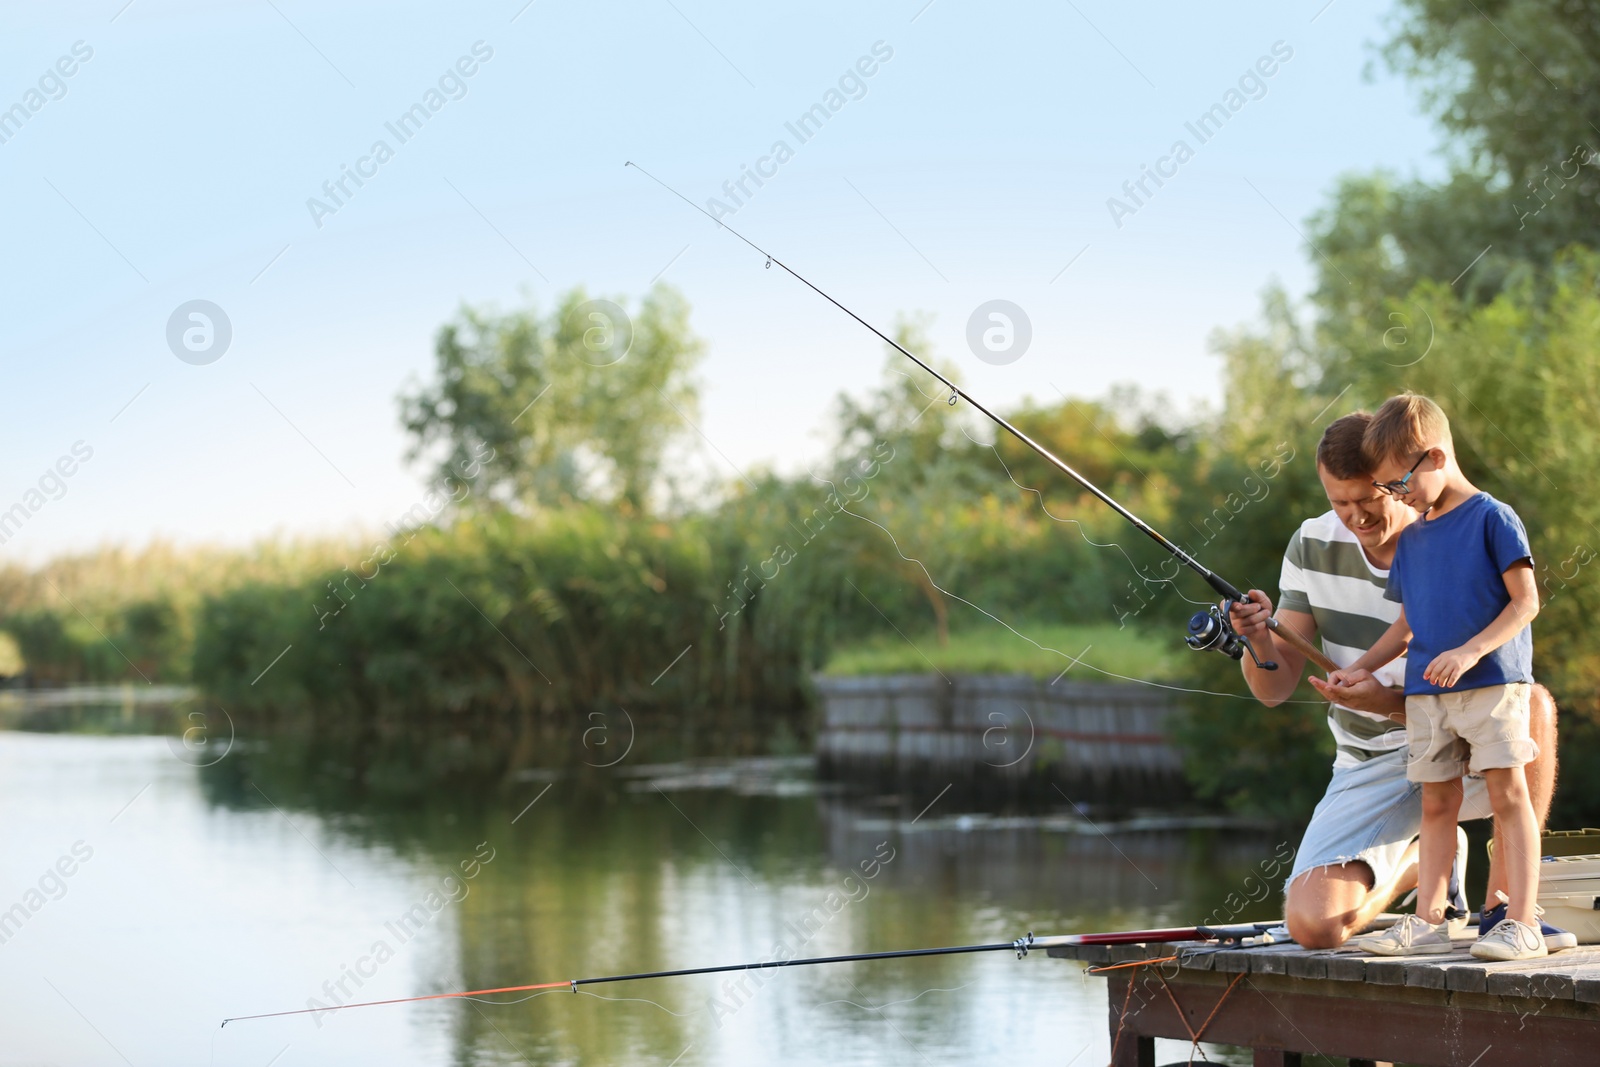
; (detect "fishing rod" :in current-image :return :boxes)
[222,924,1282,1026]
[624,162,1337,675]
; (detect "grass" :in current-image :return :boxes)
[820,621,1183,683]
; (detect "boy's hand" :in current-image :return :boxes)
[1227,590,1273,639]
[1310,669,1372,699]
[1309,670,1405,722]
[1424,646,1482,689]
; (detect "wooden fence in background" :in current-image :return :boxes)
[813,674,1187,801]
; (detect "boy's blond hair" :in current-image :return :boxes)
[1364,393,1454,467]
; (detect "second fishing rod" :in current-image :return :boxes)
[625,162,1336,675]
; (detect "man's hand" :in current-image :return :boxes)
[1424,646,1482,689]
[1227,590,1274,640]
[1309,669,1406,722]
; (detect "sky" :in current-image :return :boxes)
[0,0,1448,561]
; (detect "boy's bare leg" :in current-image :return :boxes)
[1483,765,1540,927]
[1483,687,1555,907]
[1286,839,1419,949]
[1418,779,1464,923]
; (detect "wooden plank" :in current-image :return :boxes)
[1213,950,1257,973]
[1573,973,1600,1005]
[1400,950,1479,990]
[1486,961,1600,1000]
[1429,952,1600,997]
[1361,957,1412,986]
[1285,951,1331,980]
[1322,951,1369,982]
[1251,945,1308,976]
[1439,955,1573,994]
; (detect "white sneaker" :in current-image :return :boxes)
[1479,892,1576,952]
[1472,918,1548,961]
[1357,913,1455,956]
[1397,825,1470,935]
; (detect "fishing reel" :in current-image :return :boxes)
[1185,601,1277,671]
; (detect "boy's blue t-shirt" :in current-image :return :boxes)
[1383,492,1534,695]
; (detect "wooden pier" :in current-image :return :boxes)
[1052,932,1600,1066]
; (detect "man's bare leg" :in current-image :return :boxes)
[1285,839,1420,950]
[1483,685,1557,907]
[1527,685,1558,826]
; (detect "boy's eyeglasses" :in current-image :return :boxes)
[1373,450,1430,497]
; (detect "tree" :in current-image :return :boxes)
[399,285,704,513]
[1307,1,1600,381]
[819,319,991,646]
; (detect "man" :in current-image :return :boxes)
[1227,412,1559,949]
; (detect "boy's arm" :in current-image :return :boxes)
[1424,561,1539,689]
[1327,609,1410,685]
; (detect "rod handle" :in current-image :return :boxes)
[1265,616,1339,673]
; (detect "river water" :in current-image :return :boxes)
[0,720,1288,1066]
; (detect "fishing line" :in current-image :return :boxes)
[816,474,1320,703]
[958,425,1210,609]
[813,981,976,1012]
[626,159,1319,674]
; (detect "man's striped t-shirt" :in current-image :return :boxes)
[1278,509,1408,768]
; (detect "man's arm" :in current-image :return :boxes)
[1231,591,1408,721]
[1308,670,1407,723]
[1228,591,1312,707]
[1424,561,1539,688]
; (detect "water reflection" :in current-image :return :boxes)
[0,712,1280,1066]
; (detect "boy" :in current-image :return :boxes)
[1329,394,1548,961]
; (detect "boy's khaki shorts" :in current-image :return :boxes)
[1405,682,1538,782]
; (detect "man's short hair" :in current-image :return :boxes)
[1364,393,1454,467]
[1317,412,1373,480]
